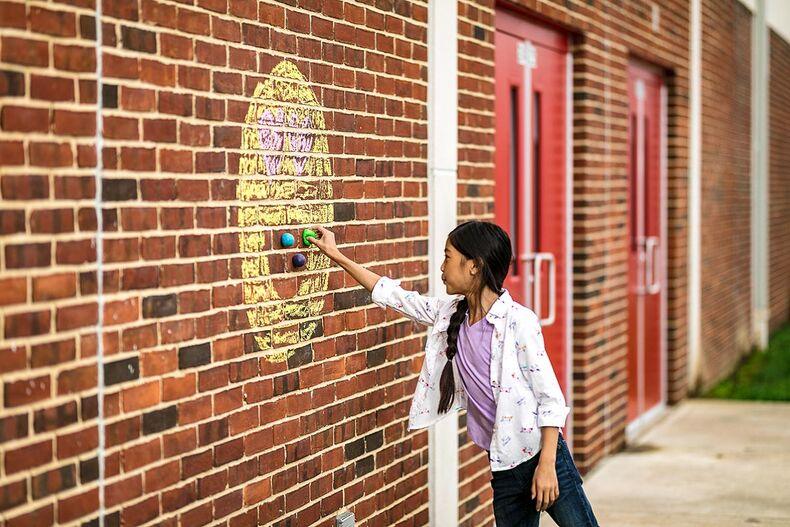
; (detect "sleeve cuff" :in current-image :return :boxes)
[537,405,571,428]
[371,275,401,308]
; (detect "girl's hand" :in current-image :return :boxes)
[309,225,341,260]
[531,461,559,511]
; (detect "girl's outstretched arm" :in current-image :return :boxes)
[309,225,380,292]
[310,225,445,326]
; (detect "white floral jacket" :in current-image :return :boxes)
[370,275,571,471]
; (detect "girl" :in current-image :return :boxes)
[310,220,599,526]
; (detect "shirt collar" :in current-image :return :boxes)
[484,288,512,322]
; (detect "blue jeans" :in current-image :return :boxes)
[488,434,600,526]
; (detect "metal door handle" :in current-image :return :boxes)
[519,252,556,326]
[645,236,660,294]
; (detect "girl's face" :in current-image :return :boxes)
[441,239,478,296]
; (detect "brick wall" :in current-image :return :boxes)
[698,0,753,391]
[1,1,432,525]
[453,1,691,523]
[769,29,790,335]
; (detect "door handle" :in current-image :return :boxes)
[644,236,660,294]
[519,252,556,326]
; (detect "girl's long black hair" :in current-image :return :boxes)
[437,221,512,414]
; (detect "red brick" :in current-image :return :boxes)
[29,142,73,167]
[32,273,77,301]
[54,239,95,265]
[122,381,160,412]
[31,339,76,368]
[0,2,26,29]
[1,105,49,133]
[121,86,156,111]
[30,6,76,37]
[56,302,98,331]
[56,364,96,395]
[160,149,193,173]
[0,277,26,307]
[5,439,52,473]
[161,33,193,60]
[121,147,156,171]
[56,425,98,458]
[177,8,210,36]
[140,59,176,87]
[1,36,49,67]
[30,208,75,234]
[57,487,98,523]
[106,474,142,507]
[53,110,96,136]
[54,44,96,72]
[3,375,49,408]
[0,141,24,165]
[31,75,75,102]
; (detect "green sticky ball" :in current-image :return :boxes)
[302,229,317,247]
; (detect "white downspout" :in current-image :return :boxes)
[751,0,770,349]
[688,0,703,391]
[427,1,458,525]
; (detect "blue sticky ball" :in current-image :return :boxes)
[280,232,295,248]
[292,253,307,268]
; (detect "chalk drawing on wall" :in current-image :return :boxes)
[238,60,334,362]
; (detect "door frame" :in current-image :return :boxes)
[625,60,669,442]
[495,7,575,452]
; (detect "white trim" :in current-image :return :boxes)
[688,0,703,391]
[93,0,106,522]
[565,47,575,453]
[751,0,771,349]
[519,41,535,306]
[427,1,458,525]
[625,402,667,442]
[660,83,669,407]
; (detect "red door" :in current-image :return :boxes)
[494,10,571,434]
[627,60,666,425]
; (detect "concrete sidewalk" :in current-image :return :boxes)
[546,400,790,526]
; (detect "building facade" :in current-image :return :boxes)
[0,0,787,526]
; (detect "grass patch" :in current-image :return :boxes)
[704,323,790,401]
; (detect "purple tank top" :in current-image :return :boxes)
[454,311,497,450]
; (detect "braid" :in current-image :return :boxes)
[438,298,468,414]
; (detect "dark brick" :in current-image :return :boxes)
[142,293,177,318]
[34,401,78,432]
[79,14,96,40]
[102,84,118,108]
[366,347,386,367]
[273,372,299,396]
[142,405,178,435]
[178,342,211,369]
[79,457,98,483]
[80,395,98,421]
[333,202,355,221]
[333,288,370,310]
[0,70,24,96]
[102,178,137,201]
[121,26,157,53]
[286,344,312,369]
[299,319,323,339]
[0,414,27,444]
[103,356,139,386]
[344,437,364,460]
[364,430,383,451]
[354,454,374,477]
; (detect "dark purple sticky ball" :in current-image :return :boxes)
[292,253,307,268]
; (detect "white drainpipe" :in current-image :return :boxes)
[688,0,703,390]
[427,0,459,525]
[751,0,770,349]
